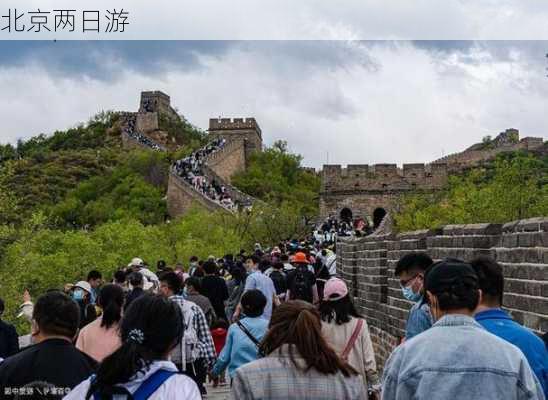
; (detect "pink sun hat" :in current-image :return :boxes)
[323,278,348,301]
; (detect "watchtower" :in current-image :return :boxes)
[139,91,178,119]
[208,117,263,164]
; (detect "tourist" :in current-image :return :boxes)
[320,278,380,398]
[184,277,217,327]
[264,261,288,301]
[230,301,366,400]
[159,272,216,396]
[76,284,124,362]
[201,260,229,322]
[235,255,278,321]
[112,269,128,292]
[0,291,97,396]
[286,252,319,304]
[70,281,97,328]
[65,295,201,399]
[382,259,544,400]
[394,252,433,340]
[211,290,269,382]
[124,272,146,311]
[471,256,548,397]
[0,297,19,359]
[86,270,103,305]
[128,257,159,291]
[225,263,247,323]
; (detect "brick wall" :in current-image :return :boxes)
[206,139,247,183]
[337,217,548,369]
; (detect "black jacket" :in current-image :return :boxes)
[0,320,19,359]
[0,338,97,398]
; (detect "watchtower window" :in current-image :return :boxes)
[425,173,433,178]
[381,183,388,188]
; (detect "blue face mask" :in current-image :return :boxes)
[401,285,422,302]
[72,289,84,301]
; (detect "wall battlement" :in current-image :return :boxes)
[320,128,545,220]
[209,117,262,136]
[321,162,448,193]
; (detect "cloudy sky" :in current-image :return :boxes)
[0,40,547,168]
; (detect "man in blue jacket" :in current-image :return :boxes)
[471,256,548,397]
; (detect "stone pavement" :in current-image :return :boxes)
[205,382,230,400]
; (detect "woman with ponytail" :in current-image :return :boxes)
[66,294,201,400]
[230,300,367,400]
[76,284,124,362]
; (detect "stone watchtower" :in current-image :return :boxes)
[139,90,179,120]
[208,118,263,168]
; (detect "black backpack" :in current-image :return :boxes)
[290,266,313,303]
[269,270,287,296]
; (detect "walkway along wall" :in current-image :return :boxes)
[337,217,548,369]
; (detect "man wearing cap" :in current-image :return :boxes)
[286,252,319,305]
[382,259,544,400]
[128,257,159,291]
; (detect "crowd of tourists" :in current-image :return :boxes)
[172,138,247,212]
[122,114,164,151]
[0,238,546,399]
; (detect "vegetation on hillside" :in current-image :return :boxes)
[394,152,548,231]
[232,140,321,222]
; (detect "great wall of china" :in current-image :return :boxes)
[118,91,546,368]
[120,91,260,217]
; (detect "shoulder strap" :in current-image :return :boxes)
[236,320,261,349]
[341,319,364,361]
[133,369,177,400]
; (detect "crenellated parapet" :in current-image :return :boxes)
[321,162,448,193]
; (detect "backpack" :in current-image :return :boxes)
[179,300,201,370]
[92,369,177,400]
[269,270,287,296]
[290,266,313,303]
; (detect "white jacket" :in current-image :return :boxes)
[64,360,200,400]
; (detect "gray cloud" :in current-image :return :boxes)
[0,40,546,169]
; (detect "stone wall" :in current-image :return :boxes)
[337,217,548,370]
[208,117,263,166]
[206,139,247,183]
[136,112,159,134]
[166,173,227,216]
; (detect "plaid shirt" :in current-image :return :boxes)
[169,295,217,368]
[230,344,367,400]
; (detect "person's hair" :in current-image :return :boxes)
[203,260,217,275]
[157,260,166,270]
[280,254,289,262]
[425,262,480,312]
[159,271,182,294]
[260,300,357,377]
[247,254,260,265]
[189,255,198,262]
[273,261,284,270]
[86,295,183,399]
[469,256,504,306]
[113,270,127,284]
[0,297,4,315]
[129,272,144,287]
[319,295,362,325]
[87,270,102,281]
[241,290,267,318]
[395,252,433,276]
[98,284,124,329]
[230,263,246,283]
[185,277,201,292]
[211,318,229,330]
[33,291,80,338]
